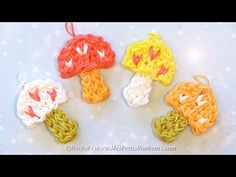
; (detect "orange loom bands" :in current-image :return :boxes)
[58,22,115,104]
[165,75,218,135]
[80,70,110,104]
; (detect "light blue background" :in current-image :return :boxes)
[0,22,236,154]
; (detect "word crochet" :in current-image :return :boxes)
[58,22,116,104]
[165,75,217,135]
[152,111,188,143]
[17,79,78,144]
[122,33,176,107]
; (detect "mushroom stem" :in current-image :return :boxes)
[45,108,78,144]
[79,69,110,104]
[152,110,188,143]
[122,73,153,107]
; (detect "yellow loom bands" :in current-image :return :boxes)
[45,109,78,144]
[79,69,110,104]
[122,33,176,86]
[152,111,188,143]
[165,75,217,135]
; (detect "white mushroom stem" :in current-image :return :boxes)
[122,73,153,107]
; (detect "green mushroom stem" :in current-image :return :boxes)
[152,111,188,143]
[45,109,78,144]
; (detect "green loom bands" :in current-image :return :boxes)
[45,109,78,144]
[152,111,188,143]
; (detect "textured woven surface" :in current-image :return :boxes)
[152,111,188,143]
[58,34,115,78]
[122,33,176,107]
[17,79,67,127]
[57,23,115,104]
[122,73,152,107]
[45,109,78,144]
[165,75,217,135]
[79,69,110,104]
[122,33,176,86]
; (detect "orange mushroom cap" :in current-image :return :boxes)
[165,79,217,135]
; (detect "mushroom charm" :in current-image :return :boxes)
[17,79,78,144]
[122,33,176,107]
[152,75,218,143]
[165,75,218,136]
[58,23,116,104]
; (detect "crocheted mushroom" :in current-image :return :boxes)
[165,75,217,135]
[58,23,115,104]
[17,79,78,144]
[122,33,176,107]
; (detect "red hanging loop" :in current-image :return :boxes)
[65,22,76,37]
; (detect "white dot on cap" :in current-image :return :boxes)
[198,117,208,124]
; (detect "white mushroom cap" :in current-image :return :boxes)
[17,79,67,127]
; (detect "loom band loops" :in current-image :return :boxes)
[193,74,210,86]
[152,110,189,143]
[122,74,152,107]
[148,33,162,40]
[45,108,78,144]
[17,79,79,144]
[122,33,176,107]
[164,76,217,136]
[58,23,116,104]
[65,22,76,37]
[79,70,110,104]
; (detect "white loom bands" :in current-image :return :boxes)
[17,79,67,128]
[122,73,153,107]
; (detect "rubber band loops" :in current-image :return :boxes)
[165,75,217,135]
[17,79,79,144]
[193,74,210,86]
[58,22,116,104]
[122,33,176,107]
[65,22,76,37]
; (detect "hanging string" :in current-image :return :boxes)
[193,74,210,86]
[65,22,76,37]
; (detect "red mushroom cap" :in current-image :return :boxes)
[58,34,115,79]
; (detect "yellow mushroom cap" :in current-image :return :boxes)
[122,33,176,86]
